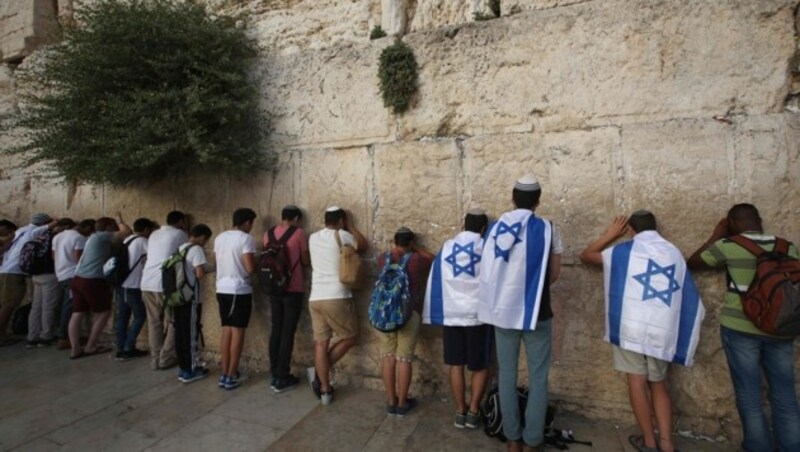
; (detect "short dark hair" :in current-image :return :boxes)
[233,208,257,227]
[628,211,657,233]
[727,203,761,222]
[324,208,345,226]
[56,218,76,229]
[166,211,185,226]
[78,219,95,230]
[394,229,415,247]
[512,188,541,210]
[95,217,118,232]
[190,224,213,239]
[133,218,155,233]
[464,213,489,234]
[282,206,303,221]
[0,219,17,231]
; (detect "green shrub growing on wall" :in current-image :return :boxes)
[7,0,269,186]
[490,0,501,17]
[377,40,418,115]
[370,25,387,40]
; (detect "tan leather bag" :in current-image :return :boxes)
[335,230,362,289]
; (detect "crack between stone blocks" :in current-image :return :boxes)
[368,144,379,247]
[454,137,467,216]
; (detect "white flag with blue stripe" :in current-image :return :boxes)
[601,231,705,366]
[477,209,551,331]
[423,231,484,327]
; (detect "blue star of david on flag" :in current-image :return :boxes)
[632,259,681,307]
[444,242,481,277]
[493,221,523,262]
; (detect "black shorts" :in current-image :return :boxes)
[216,293,253,328]
[443,324,493,371]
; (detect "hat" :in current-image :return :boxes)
[30,212,52,226]
[326,206,342,212]
[466,207,486,216]
[514,175,541,192]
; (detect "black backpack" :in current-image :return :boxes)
[105,236,144,287]
[19,230,55,275]
[258,226,297,295]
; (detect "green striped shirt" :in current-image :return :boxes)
[700,232,799,336]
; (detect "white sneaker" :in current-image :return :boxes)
[320,388,334,406]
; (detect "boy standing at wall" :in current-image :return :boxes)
[376,227,434,416]
[423,209,491,429]
[214,208,258,390]
[175,224,214,384]
[53,219,92,350]
[580,212,704,452]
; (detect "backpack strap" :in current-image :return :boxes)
[267,227,278,245]
[399,252,413,269]
[727,235,766,257]
[277,226,297,245]
[126,235,146,270]
[334,230,343,249]
[773,237,790,255]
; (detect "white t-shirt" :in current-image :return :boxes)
[0,224,49,275]
[122,235,148,289]
[140,226,188,292]
[51,229,87,281]
[309,228,356,302]
[180,242,208,299]
[213,230,256,295]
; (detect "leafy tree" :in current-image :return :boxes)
[7,0,269,186]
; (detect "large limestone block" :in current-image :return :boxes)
[0,64,14,117]
[260,42,392,149]
[463,128,618,261]
[400,0,796,138]
[503,0,589,16]
[408,0,492,33]
[381,0,407,36]
[0,0,60,63]
[372,140,462,252]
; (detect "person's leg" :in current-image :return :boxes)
[83,280,112,353]
[227,326,246,376]
[39,275,61,342]
[397,360,412,406]
[720,326,773,452]
[761,337,800,452]
[382,352,397,405]
[57,279,72,342]
[394,312,420,407]
[27,276,44,343]
[158,293,177,368]
[68,312,84,357]
[466,324,493,415]
[115,287,131,352]
[650,380,674,452]
[469,369,489,414]
[278,293,303,378]
[269,295,284,377]
[143,291,165,369]
[627,374,657,449]
[125,289,146,352]
[190,302,202,371]
[521,319,552,448]
[85,310,111,352]
[315,338,332,391]
[0,274,26,338]
[494,326,523,443]
[173,302,191,374]
[450,366,466,413]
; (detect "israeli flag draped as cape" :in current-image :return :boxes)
[423,231,484,327]
[477,209,551,331]
[601,231,705,366]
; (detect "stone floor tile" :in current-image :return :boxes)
[212,376,319,429]
[146,413,284,451]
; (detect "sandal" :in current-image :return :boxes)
[70,345,112,359]
[628,435,660,452]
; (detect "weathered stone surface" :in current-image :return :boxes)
[401,0,796,139]
[381,0,407,36]
[0,0,60,63]
[408,0,492,33]
[0,64,14,117]
[503,0,589,15]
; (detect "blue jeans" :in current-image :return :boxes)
[495,319,552,447]
[720,326,800,452]
[115,287,147,352]
[57,279,72,339]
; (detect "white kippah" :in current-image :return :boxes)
[325,206,342,212]
[514,174,540,192]
[466,207,486,216]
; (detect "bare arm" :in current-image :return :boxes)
[579,216,630,266]
[114,212,133,240]
[344,210,370,254]
[243,252,256,274]
[687,218,729,270]
[301,248,311,268]
[194,265,206,280]
[549,254,562,283]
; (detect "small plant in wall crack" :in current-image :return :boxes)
[370,25,387,40]
[377,39,419,115]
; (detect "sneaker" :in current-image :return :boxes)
[273,375,299,393]
[453,411,466,429]
[320,387,334,406]
[307,367,321,399]
[180,367,210,384]
[224,374,241,390]
[396,398,417,417]
[25,341,38,349]
[387,404,398,416]
[465,410,481,429]
[270,376,277,391]
[56,338,70,350]
[218,375,228,388]
[115,351,129,362]
[37,339,55,348]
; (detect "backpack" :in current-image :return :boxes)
[335,230,362,289]
[19,230,55,275]
[368,252,413,332]
[728,235,800,336]
[257,226,297,295]
[104,236,144,287]
[162,244,196,309]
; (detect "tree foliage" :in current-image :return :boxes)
[8,0,269,186]
[377,40,418,115]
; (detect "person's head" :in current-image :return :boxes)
[512,175,542,211]
[464,208,489,234]
[727,203,762,234]
[94,217,118,232]
[77,219,95,236]
[0,219,18,237]
[324,206,346,229]
[189,223,213,246]
[133,218,157,237]
[30,212,52,226]
[282,205,303,225]
[394,227,415,250]
[232,208,257,232]
[628,210,657,233]
[54,218,76,234]
[166,210,187,230]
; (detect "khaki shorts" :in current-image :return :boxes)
[0,274,28,310]
[378,311,421,361]
[612,345,669,382]
[309,298,358,342]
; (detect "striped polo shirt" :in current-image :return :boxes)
[700,232,799,336]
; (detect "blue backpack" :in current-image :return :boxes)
[368,252,413,332]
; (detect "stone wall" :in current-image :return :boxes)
[1,0,799,443]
